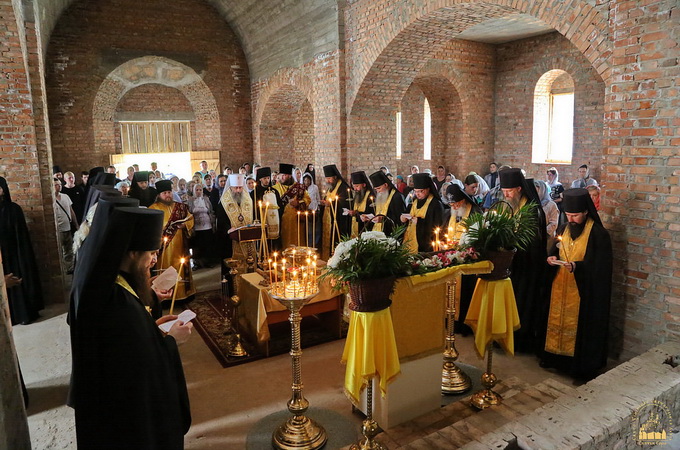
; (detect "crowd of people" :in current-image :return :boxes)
[0,157,610,447]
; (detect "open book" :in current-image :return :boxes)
[170,216,191,227]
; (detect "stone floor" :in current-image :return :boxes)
[14,267,599,449]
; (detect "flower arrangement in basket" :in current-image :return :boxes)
[322,229,411,312]
[458,201,538,279]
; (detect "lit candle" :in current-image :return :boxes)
[273,262,278,284]
[258,200,263,222]
[297,211,301,247]
[312,210,316,248]
[282,259,287,285]
[160,236,169,270]
[557,235,570,263]
[305,211,309,248]
[268,258,273,284]
[169,257,185,315]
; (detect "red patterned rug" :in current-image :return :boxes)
[187,290,344,368]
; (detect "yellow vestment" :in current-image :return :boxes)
[149,201,196,301]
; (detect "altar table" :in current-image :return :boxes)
[353,260,493,428]
[238,271,343,355]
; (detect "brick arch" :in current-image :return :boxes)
[253,68,315,166]
[348,0,610,115]
[92,56,220,154]
[257,84,314,168]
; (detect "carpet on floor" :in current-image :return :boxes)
[187,289,344,368]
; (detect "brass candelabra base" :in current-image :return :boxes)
[442,281,472,395]
[350,380,385,450]
[441,359,472,395]
[273,414,327,450]
[470,343,502,409]
[270,287,326,450]
[228,333,248,357]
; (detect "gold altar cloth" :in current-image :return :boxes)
[341,308,401,404]
[464,278,520,358]
[239,271,338,343]
[391,260,493,360]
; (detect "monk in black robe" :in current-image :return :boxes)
[348,171,374,237]
[497,168,548,353]
[367,170,405,237]
[69,206,192,449]
[540,189,612,380]
[401,173,444,253]
[129,171,158,207]
[444,184,483,335]
[0,177,43,325]
[320,164,351,260]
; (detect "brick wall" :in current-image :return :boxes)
[494,31,606,186]
[46,0,252,175]
[0,0,63,301]
[347,38,496,180]
[252,51,343,172]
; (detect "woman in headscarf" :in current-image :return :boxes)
[546,167,565,210]
[535,179,559,242]
[0,177,44,324]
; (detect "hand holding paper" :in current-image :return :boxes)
[151,266,178,291]
[158,309,196,333]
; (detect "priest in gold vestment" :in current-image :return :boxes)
[215,174,255,263]
[541,188,612,380]
[150,180,196,301]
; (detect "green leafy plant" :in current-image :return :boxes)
[321,229,412,287]
[459,201,538,255]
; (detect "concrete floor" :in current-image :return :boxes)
[14,267,584,449]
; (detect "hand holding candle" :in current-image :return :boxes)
[169,257,186,315]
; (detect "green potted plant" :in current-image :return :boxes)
[322,230,411,312]
[459,202,538,280]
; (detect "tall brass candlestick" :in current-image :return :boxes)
[269,285,326,449]
[441,280,472,394]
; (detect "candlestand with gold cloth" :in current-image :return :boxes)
[464,276,520,409]
[345,260,492,429]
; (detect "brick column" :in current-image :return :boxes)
[0,1,63,302]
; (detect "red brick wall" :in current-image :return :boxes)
[493,31,606,185]
[252,51,342,171]
[347,38,496,180]
[0,2,63,301]
[46,0,252,175]
[604,0,680,357]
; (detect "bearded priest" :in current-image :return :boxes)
[216,174,255,262]
[149,180,196,302]
[367,170,405,237]
[401,173,444,253]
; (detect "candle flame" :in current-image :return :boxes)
[163,236,168,243]
[180,257,186,264]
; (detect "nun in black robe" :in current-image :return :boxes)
[129,171,158,207]
[69,205,190,449]
[0,177,43,325]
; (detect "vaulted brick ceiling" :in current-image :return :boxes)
[36,0,552,80]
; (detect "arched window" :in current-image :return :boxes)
[396,110,402,159]
[423,98,431,160]
[532,70,574,164]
